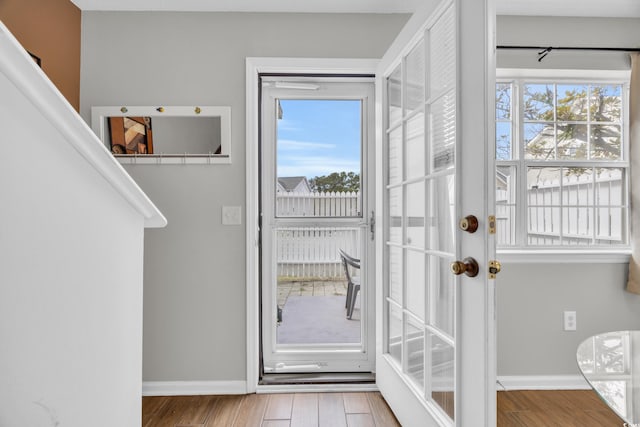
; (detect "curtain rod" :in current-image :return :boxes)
[497,45,640,62]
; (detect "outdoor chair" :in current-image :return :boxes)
[339,249,361,320]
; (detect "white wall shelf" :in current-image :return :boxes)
[91,105,232,164]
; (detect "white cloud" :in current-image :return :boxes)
[276,119,300,132]
[278,139,336,150]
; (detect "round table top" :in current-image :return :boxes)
[577,330,640,424]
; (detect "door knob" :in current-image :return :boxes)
[459,215,479,233]
[450,257,479,277]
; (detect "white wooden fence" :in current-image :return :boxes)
[496,169,625,246]
[277,191,360,217]
[275,191,361,278]
[276,227,360,278]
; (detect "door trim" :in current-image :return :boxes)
[245,57,379,393]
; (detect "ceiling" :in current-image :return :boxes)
[70,0,640,17]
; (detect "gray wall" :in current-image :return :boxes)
[80,12,409,382]
[498,263,640,376]
[80,11,640,384]
[497,16,639,70]
[496,15,640,377]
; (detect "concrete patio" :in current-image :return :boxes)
[277,279,348,307]
[276,279,360,344]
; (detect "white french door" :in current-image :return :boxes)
[375,0,496,425]
[261,77,376,374]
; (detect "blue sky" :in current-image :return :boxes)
[277,99,361,179]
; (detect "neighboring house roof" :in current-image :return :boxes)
[496,168,509,190]
[277,176,311,193]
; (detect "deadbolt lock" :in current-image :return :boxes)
[459,215,479,233]
[488,260,502,279]
[450,257,479,278]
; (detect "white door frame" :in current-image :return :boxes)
[245,57,379,392]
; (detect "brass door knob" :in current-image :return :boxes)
[459,215,479,233]
[450,257,479,277]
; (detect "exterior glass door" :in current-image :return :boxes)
[261,78,375,374]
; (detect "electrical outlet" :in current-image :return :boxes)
[564,311,577,331]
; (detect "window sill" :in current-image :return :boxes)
[496,249,631,264]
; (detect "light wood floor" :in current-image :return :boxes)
[143,390,625,426]
[142,392,400,427]
[498,390,625,426]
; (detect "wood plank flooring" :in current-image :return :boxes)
[142,392,400,427]
[143,390,625,426]
[497,390,625,426]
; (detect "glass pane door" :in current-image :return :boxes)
[376,0,495,424]
[261,79,375,373]
[384,3,457,421]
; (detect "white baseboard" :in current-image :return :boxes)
[497,375,590,391]
[142,376,588,396]
[142,381,247,396]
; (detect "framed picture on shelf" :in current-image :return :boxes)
[108,116,154,154]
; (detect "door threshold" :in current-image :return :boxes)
[258,373,376,393]
[261,372,375,385]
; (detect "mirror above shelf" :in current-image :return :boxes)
[91,105,231,164]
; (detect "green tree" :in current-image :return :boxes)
[523,84,621,169]
[309,172,360,193]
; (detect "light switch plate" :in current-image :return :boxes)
[222,206,242,225]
